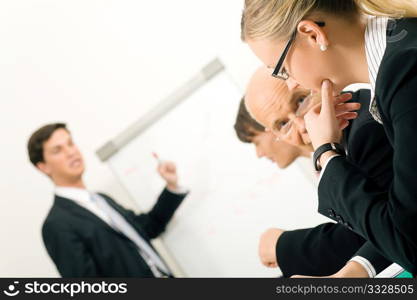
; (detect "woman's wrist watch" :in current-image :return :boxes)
[313,142,346,171]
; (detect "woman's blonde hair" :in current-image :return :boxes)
[241,0,417,41]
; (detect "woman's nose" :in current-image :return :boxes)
[285,77,299,91]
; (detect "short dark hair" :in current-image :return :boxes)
[27,123,68,166]
[234,97,265,143]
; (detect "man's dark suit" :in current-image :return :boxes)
[318,18,417,274]
[276,89,393,277]
[42,188,185,277]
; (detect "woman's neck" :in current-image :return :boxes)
[345,15,370,84]
[328,14,371,86]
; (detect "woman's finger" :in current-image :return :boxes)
[320,80,336,117]
[335,102,361,114]
[334,92,353,105]
[339,119,350,130]
[336,112,359,120]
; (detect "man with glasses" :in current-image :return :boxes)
[245,67,394,277]
[234,97,310,169]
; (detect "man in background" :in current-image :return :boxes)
[28,123,187,277]
[237,67,393,277]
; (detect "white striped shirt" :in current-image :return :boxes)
[364,16,389,124]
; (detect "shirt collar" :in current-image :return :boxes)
[55,186,92,205]
[364,15,389,123]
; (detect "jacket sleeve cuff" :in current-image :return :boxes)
[166,185,189,195]
[318,154,341,184]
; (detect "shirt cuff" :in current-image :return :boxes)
[317,154,341,183]
[375,263,404,278]
[166,185,189,195]
[349,256,377,278]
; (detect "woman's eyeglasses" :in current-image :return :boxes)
[271,22,325,81]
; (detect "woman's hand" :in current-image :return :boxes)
[304,80,360,150]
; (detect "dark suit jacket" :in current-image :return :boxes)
[277,89,393,277]
[42,188,186,277]
[318,18,417,273]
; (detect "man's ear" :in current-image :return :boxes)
[36,161,51,176]
[297,20,329,50]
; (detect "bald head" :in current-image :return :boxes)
[245,67,293,129]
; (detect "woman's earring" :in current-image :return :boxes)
[320,44,328,51]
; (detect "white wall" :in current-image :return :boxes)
[0,0,261,277]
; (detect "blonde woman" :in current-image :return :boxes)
[241,0,417,277]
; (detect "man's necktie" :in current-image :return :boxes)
[90,193,171,277]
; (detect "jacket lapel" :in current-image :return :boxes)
[97,193,151,240]
[54,195,125,238]
[55,194,166,268]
